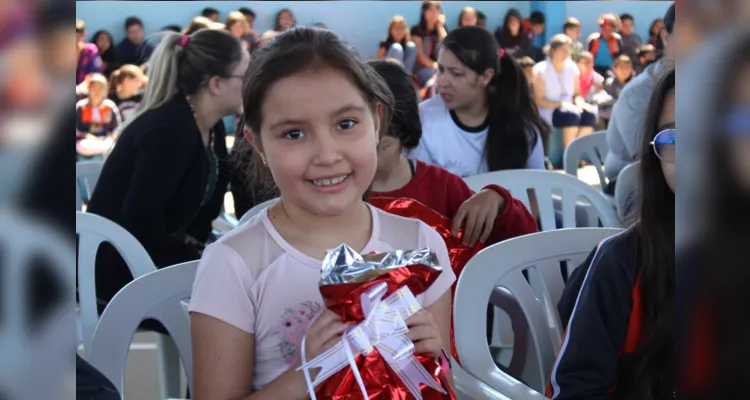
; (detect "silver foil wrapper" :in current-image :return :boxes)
[320,244,442,286]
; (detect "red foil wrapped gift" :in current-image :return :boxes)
[299,245,456,400]
[369,198,485,364]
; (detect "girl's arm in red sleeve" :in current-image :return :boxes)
[482,184,539,245]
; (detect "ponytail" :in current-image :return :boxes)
[443,26,548,171]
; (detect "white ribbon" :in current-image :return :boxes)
[298,282,447,400]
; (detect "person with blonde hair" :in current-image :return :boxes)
[182,16,224,36]
[225,10,256,50]
[457,6,478,27]
[108,64,147,121]
[86,28,249,314]
[377,15,416,71]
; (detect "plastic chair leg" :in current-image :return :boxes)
[157,334,183,399]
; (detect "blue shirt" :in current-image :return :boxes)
[594,37,614,67]
[532,33,544,48]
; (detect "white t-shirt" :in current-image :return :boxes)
[188,203,456,390]
[413,96,545,178]
[532,59,579,126]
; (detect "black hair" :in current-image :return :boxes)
[368,59,422,150]
[442,26,548,170]
[630,66,675,400]
[418,1,442,31]
[498,8,528,48]
[620,13,635,23]
[529,11,545,25]
[663,3,675,34]
[477,11,486,20]
[161,25,182,33]
[238,7,256,19]
[274,8,296,32]
[124,16,143,30]
[238,27,394,186]
[201,7,220,18]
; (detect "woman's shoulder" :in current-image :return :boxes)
[418,96,447,116]
[206,213,283,277]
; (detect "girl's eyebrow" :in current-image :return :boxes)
[267,104,367,131]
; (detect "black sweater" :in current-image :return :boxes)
[87,94,229,303]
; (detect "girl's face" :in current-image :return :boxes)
[658,88,676,192]
[390,21,407,42]
[507,16,521,35]
[120,75,142,97]
[577,57,593,74]
[552,44,572,62]
[376,135,402,177]
[230,21,248,38]
[461,12,477,27]
[279,11,294,31]
[95,34,111,52]
[254,64,380,217]
[89,81,106,104]
[652,20,664,35]
[424,5,440,25]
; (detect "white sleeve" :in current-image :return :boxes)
[525,129,547,170]
[416,222,456,308]
[188,243,257,334]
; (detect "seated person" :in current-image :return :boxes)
[598,55,635,120]
[76,73,121,159]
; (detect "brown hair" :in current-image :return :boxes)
[225,11,249,36]
[563,17,581,30]
[109,64,146,91]
[384,15,411,48]
[614,54,633,68]
[457,7,479,27]
[236,26,394,190]
[577,51,594,61]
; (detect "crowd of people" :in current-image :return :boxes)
[75,2,676,400]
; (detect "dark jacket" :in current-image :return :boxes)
[87,94,229,303]
[549,227,646,399]
[115,38,153,66]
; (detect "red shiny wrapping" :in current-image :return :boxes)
[316,262,455,399]
[369,198,485,365]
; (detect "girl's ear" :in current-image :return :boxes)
[481,68,495,88]
[374,103,383,143]
[244,126,265,155]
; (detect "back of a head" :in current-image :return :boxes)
[242,27,394,137]
[530,11,545,25]
[367,59,422,150]
[443,26,547,170]
[121,29,243,132]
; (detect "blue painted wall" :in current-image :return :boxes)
[76,1,671,59]
[76,1,529,59]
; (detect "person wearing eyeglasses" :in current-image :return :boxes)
[549,67,674,400]
[86,29,248,315]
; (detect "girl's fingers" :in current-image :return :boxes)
[406,325,439,343]
[464,210,483,246]
[479,212,495,244]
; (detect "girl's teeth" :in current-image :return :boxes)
[312,175,348,186]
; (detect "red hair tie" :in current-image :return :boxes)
[498,48,505,59]
[180,35,190,48]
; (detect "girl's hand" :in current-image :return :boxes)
[406,310,443,360]
[304,310,349,364]
[437,14,446,27]
[452,189,505,246]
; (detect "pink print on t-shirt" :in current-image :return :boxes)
[277,300,322,366]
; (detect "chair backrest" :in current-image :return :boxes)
[87,260,198,398]
[76,212,156,356]
[615,161,640,221]
[563,131,609,190]
[0,211,77,400]
[463,170,620,231]
[453,228,622,396]
[76,161,104,211]
[238,197,279,225]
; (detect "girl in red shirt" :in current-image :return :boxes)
[367,59,538,247]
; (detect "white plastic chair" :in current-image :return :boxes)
[453,228,622,397]
[563,131,609,191]
[451,356,523,400]
[87,260,198,399]
[76,161,104,211]
[238,197,279,225]
[463,170,620,231]
[76,211,181,399]
[0,210,76,400]
[615,161,640,221]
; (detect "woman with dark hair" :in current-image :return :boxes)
[551,67,675,400]
[261,8,296,45]
[410,1,447,86]
[87,28,248,307]
[413,26,548,179]
[648,18,664,47]
[90,30,118,77]
[494,8,533,59]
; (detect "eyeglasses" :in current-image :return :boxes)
[650,128,675,163]
[725,109,750,137]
